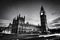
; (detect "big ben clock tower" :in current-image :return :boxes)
[40,6,47,34]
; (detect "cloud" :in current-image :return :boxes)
[54,24,60,26]
[52,17,60,24]
[49,17,60,27]
[0,23,6,27]
[0,19,11,27]
[51,7,60,17]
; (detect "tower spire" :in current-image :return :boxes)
[41,6,44,11]
[19,14,20,17]
[40,6,45,15]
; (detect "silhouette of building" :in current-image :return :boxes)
[7,6,48,34]
[11,14,25,33]
[0,27,9,32]
[11,14,40,34]
[40,6,47,34]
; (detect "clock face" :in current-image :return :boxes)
[41,12,43,15]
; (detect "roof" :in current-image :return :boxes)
[20,23,41,28]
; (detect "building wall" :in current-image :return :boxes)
[18,24,39,34]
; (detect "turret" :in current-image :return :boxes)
[13,18,16,24]
[40,6,45,15]
[19,14,20,17]
[24,16,25,21]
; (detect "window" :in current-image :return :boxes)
[41,12,43,15]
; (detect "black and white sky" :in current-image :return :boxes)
[0,0,60,28]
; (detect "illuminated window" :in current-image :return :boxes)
[41,12,43,15]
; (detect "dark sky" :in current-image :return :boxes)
[0,0,60,28]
